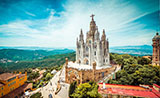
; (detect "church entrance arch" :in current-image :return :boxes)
[68,70,80,83]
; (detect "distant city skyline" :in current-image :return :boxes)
[0,0,159,47]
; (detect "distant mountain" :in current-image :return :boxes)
[110,45,152,56]
[0,46,63,50]
[0,45,152,62]
[0,48,74,62]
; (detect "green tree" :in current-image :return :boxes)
[71,82,102,98]
[69,81,77,98]
[45,73,52,81]
[138,58,151,65]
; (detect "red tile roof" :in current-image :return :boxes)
[154,84,160,88]
[98,83,160,98]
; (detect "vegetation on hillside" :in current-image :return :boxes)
[109,53,160,85]
[70,81,102,98]
[0,49,74,61]
[0,52,75,73]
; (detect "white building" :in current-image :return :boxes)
[76,14,110,67]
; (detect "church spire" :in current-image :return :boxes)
[101,29,106,41]
[79,29,84,42]
[89,14,96,37]
[90,14,95,21]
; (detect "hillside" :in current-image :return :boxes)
[0,52,76,73]
[110,45,152,56]
[0,48,74,62]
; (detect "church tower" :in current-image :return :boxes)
[76,14,110,67]
[152,32,160,66]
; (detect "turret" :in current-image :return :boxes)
[101,29,106,41]
[89,14,96,38]
[79,29,84,42]
[76,37,79,47]
[95,30,99,40]
[107,38,109,49]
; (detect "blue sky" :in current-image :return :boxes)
[0,0,159,47]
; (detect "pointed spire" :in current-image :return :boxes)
[80,29,83,35]
[79,29,84,43]
[76,37,79,47]
[103,29,105,35]
[90,14,96,36]
[101,29,106,41]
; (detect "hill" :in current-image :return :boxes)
[0,52,76,73]
[0,48,74,62]
[110,45,152,56]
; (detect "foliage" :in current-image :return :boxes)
[28,71,40,81]
[30,92,42,98]
[0,52,75,72]
[137,57,151,65]
[45,73,52,81]
[71,81,102,98]
[0,49,74,61]
[109,53,160,85]
[69,81,77,98]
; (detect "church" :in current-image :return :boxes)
[65,15,114,84]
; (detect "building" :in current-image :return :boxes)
[152,32,160,66]
[76,14,110,66]
[0,72,32,98]
[65,15,115,84]
[98,83,160,98]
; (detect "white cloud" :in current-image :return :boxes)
[25,11,36,17]
[0,0,158,47]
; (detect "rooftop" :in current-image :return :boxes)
[67,62,112,70]
[0,73,18,81]
[0,73,26,81]
[98,83,160,98]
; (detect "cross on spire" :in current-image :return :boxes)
[90,14,95,20]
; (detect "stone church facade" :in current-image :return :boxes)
[152,32,160,66]
[76,14,110,67]
[65,15,115,84]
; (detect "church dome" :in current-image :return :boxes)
[153,32,160,40]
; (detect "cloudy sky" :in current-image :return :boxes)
[0,0,159,48]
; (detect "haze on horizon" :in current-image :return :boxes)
[0,0,159,48]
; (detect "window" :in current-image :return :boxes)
[7,76,16,82]
[86,54,88,57]
[89,40,91,44]
[86,47,88,51]
[86,60,89,65]
[94,51,96,55]
[1,87,3,90]
[102,72,104,78]
[8,81,16,86]
[1,93,3,96]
